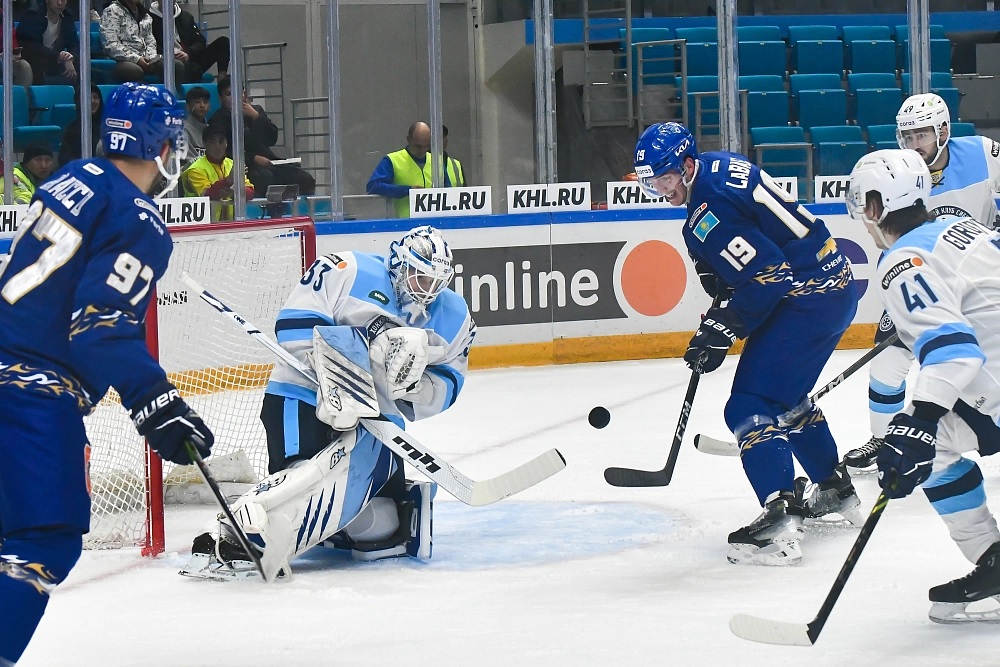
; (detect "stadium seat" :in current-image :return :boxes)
[866,124,899,151]
[793,40,845,75]
[933,87,961,121]
[789,73,843,97]
[29,85,77,129]
[810,125,869,176]
[899,73,960,120]
[90,59,117,84]
[854,87,904,129]
[622,28,679,90]
[950,121,976,137]
[741,75,789,129]
[787,25,839,43]
[675,26,718,43]
[898,38,953,73]
[685,41,718,76]
[841,25,891,43]
[0,86,63,152]
[894,24,947,40]
[750,125,812,198]
[97,84,119,107]
[846,72,898,121]
[846,72,897,95]
[901,71,953,93]
[738,41,787,78]
[683,75,720,134]
[796,88,848,131]
[847,40,896,74]
[736,25,781,42]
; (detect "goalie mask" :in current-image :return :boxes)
[387,226,455,308]
[847,149,930,249]
[896,93,950,167]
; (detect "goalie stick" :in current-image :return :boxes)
[180,273,566,507]
[729,485,893,646]
[694,332,901,457]
[602,294,721,487]
[183,441,271,582]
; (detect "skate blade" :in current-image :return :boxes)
[178,553,262,582]
[843,463,877,475]
[929,597,1000,624]
[727,540,802,566]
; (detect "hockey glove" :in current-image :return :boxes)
[130,381,214,465]
[683,307,744,373]
[877,405,942,498]
[369,327,431,400]
[694,259,733,301]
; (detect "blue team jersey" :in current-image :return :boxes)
[683,151,852,333]
[0,158,172,412]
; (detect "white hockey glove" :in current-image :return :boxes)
[369,327,431,401]
[311,327,380,431]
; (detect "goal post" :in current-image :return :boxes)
[83,217,317,556]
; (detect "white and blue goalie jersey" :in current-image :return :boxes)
[0,159,174,412]
[876,217,1000,421]
[266,251,476,423]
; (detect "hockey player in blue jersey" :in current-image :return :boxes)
[181,225,477,581]
[845,92,1000,473]
[848,149,1000,623]
[634,123,860,566]
[0,83,214,664]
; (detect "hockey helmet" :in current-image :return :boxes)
[633,122,697,198]
[388,226,455,307]
[847,149,931,248]
[895,93,950,165]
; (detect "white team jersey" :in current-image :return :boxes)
[876,217,1000,422]
[927,135,1000,228]
[266,250,476,422]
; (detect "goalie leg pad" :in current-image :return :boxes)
[311,326,380,431]
[326,480,436,561]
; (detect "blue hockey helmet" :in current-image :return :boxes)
[633,122,697,197]
[103,83,186,196]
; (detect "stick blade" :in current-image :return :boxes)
[603,466,670,487]
[729,614,815,646]
[693,434,740,457]
[468,449,567,506]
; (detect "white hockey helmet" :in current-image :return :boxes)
[388,226,454,306]
[895,93,950,165]
[847,149,931,249]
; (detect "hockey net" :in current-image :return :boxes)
[82,217,317,555]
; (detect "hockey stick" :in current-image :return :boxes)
[729,485,893,646]
[602,294,722,487]
[182,441,271,582]
[180,273,566,506]
[694,332,901,457]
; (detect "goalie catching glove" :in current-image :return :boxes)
[130,380,214,465]
[369,327,433,401]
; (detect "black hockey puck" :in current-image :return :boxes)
[588,406,611,429]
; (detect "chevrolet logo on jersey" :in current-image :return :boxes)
[692,211,721,241]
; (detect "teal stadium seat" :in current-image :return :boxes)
[811,125,869,176]
[788,74,846,131]
[950,122,977,137]
[29,85,77,129]
[621,28,678,92]
[738,40,787,78]
[736,25,781,42]
[0,85,63,152]
[750,125,812,199]
[685,41,718,77]
[739,75,789,129]
[842,26,895,74]
[793,40,845,76]
[675,26,718,43]
[866,124,900,151]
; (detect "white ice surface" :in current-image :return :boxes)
[19,351,1000,666]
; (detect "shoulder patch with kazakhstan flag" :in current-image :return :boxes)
[692,210,721,242]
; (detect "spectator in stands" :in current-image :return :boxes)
[1,7,34,89]
[16,0,79,85]
[149,1,229,84]
[181,124,253,221]
[367,122,465,218]
[58,84,104,166]
[443,124,466,187]
[99,0,185,87]
[208,76,316,196]
[9,143,55,204]
[183,85,210,166]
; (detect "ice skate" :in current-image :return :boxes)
[928,542,1000,624]
[793,462,863,526]
[727,491,804,566]
[179,530,270,582]
[841,436,883,474]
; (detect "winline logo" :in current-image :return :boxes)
[451,240,687,326]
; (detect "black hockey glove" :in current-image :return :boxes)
[877,403,943,498]
[694,259,733,301]
[683,307,745,374]
[130,381,214,465]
